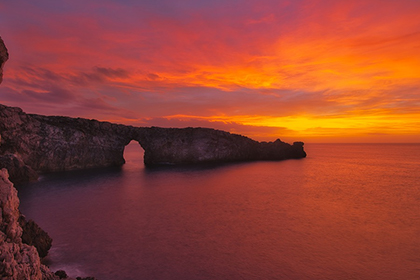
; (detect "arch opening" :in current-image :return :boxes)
[123,140,145,168]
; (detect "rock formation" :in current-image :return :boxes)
[0,168,59,280]
[0,36,8,83]
[138,126,306,165]
[0,104,133,178]
[0,169,96,280]
[19,215,53,259]
[0,103,306,182]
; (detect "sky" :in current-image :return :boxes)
[1,0,420,143]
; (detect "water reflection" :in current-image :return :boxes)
[16,144,420,280]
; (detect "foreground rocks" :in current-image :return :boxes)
[0,168,58,280]
[19,215,53,259]
[0,169,97,280]
[0,104,306,183]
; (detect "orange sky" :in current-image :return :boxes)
[1,0,419,142]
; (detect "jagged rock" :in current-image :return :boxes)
[54,270,68,279]
[0,104,306,183]
[0,36,8,83]
[0,168,57,280]
[0,154,39,183]
[19,215,53,258]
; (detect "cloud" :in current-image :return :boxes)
[21,87,74,104]
[1,0,420,142]
[68,67,131,86]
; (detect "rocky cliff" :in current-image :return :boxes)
[0,36,7,83]
[0,168,61,280]
[0,104,134,182]
[0,104,306,182]
[138,126,306,165]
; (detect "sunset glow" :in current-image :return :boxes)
[1,0,419,142]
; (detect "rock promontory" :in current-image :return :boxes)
[0,104,306,183]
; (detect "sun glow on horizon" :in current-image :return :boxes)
[1,0,420,143]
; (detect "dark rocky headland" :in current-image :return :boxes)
[0,35,305,279]
[0,103,305,184]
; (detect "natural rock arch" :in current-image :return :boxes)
[123,140,145,165]
[0,105,306,183]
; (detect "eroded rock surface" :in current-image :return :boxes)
[0,104,134,176]
[19,215,53,258]
[0,168,91,280]
[0,154,39,183]
[0,168,59,280]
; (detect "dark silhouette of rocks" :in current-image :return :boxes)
[139,126,306,165]
[0,154,39,183]
[55,270,68,279]
[0,36,7,83]
[0,103,306,182]
[19,215,53,258]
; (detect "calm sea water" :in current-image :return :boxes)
[17,143,420,280]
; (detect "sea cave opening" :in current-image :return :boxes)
[123,140,145,168]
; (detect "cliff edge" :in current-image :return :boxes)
[0,36,8,83]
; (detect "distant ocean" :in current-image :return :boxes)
[17,143,420,280]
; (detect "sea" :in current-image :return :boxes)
[16,143,420,280]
